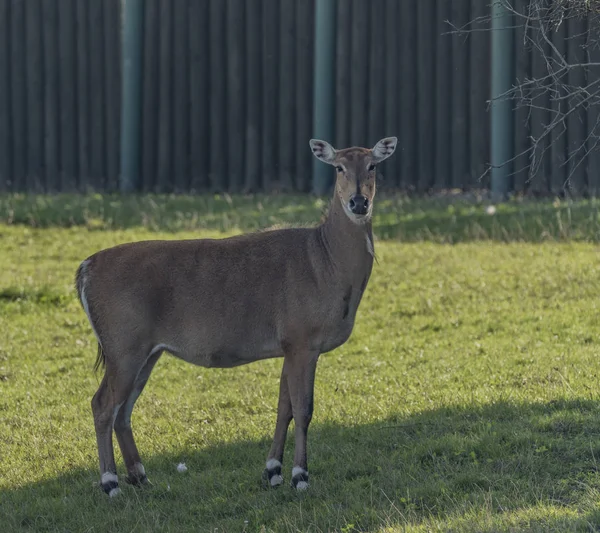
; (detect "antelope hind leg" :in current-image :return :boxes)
[92,367,134,497]
[114,349,162,487]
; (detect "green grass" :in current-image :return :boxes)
[2,192,600,242]
[2,194,600,532]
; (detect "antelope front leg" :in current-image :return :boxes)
[264,360,292,487]
[286,351,319,491]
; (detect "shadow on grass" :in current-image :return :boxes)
[2,399,600,532]
[2,193,600,242]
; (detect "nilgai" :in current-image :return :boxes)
[76,137,397,496]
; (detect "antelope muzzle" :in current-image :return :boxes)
[349,194,369,215]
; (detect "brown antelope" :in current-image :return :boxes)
[76,137,397,496]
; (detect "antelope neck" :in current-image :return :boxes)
[317,193,374,274]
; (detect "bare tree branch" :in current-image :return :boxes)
[450,0,600,193]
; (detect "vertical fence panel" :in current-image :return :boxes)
[261,0,280,191]
[244,0,261,192]
[0,0,9,190]
[76,0,90,190]
[295,0,313,192]
[141,0,158,191]
[350,0,369,147]
[368,0,385,148]
[587,15,600,196]
[10,0,26,190]
[334,0,351,150]
[366,0,386,184]
[513,0,530,193]
[417,0,435,191]
[104,0,120,191]
[567,16,588,194]
[209,0,226,191]
[89,0,105,189]
[59,0,77,190]
[227,0,245,192]
[189,0,209,192]
[383,0,398,186]
[469,0,490,188]
[43,0,59,192]
[174,0,190,192]
[399,0,417,190]
[451,1,469,189]
[279,0,296,191]
[244,0,262,192]
[25,0,43,191]
[550,20,567,195]
[4,1,600,196]
[435,0,452,190]
[369,0,388,185]
[157,0,173,192]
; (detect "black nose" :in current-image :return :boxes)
[349,195,369,215]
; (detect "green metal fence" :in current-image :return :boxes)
[0,0,598,195]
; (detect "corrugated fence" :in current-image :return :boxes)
[0,0,122,192]
[138,0,315,193]
[0,0,598,194]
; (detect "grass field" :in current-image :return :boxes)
[2,194,600,532]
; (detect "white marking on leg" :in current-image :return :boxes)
[102,472,120,496]
[132,462,146,477]
[101,472,118,485]
[292,466,307,478]
[270,474,283,486]
[266,459,283,486]
[266,459,282,471]
[292,466,309,490]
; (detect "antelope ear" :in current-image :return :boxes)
[371,137,398,163]
[309,139,336,164]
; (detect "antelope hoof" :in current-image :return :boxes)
[125,474,151,487]
[101,472,121,497]
[291,466,309,491]
[125,463,151,488]
[263,459,284,488]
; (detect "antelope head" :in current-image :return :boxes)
[309,137,398,224]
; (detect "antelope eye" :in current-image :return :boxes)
[336,166,344,173]
[368,164,376,172]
